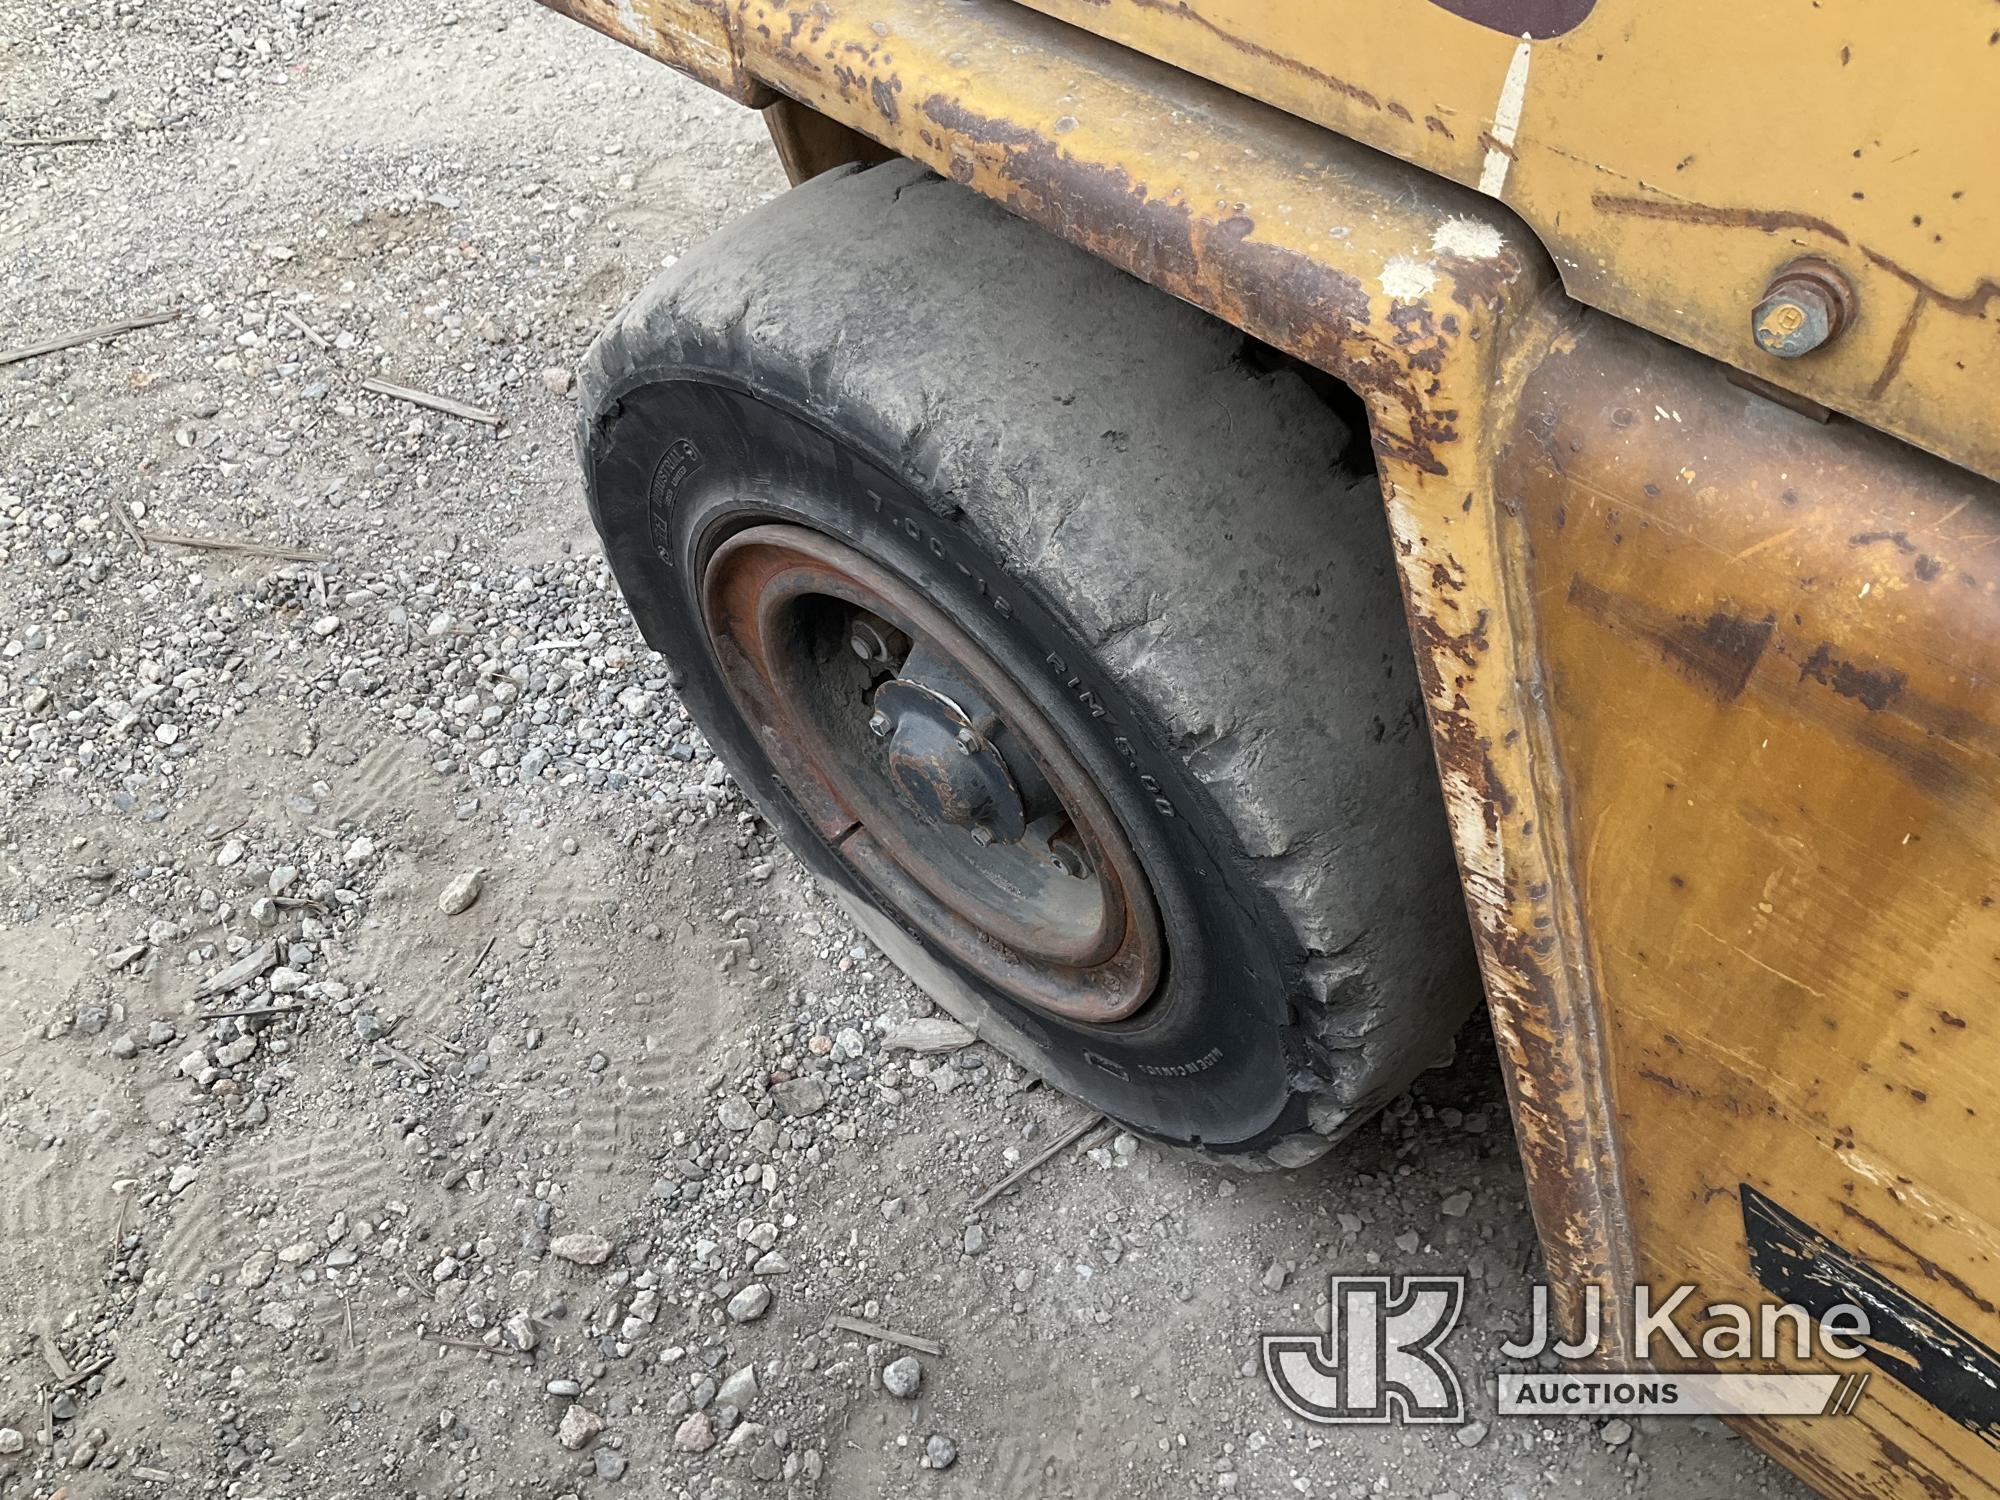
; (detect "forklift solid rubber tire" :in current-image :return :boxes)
[577,160,1479,1168]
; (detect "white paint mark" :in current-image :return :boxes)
[1477,35,1533,198]
[1384,487,1423,556]
[1380,255,1438,301]
[1431,217,1505,260]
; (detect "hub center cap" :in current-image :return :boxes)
[873,679,1027,842]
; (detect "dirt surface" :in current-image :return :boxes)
[0,3,1813,1497]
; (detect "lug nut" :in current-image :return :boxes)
[1752,262,1852,359]
[1047,830,1090,879]
[848,615,908,667]
[868,710,891,738]
[969,824,994,848]
[955,726,979,755]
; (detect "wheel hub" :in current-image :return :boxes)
[874,677,1027,842]
[697,522,1161,1023]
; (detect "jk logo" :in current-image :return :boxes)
[1263,1276,1466,1424]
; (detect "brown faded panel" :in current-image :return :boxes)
[1502,311,2000,1497]
[761,97,896,185]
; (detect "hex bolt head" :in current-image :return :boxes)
[969,824,994,848]
[1047,839,1089,879]
[868,710,891,738]
[1751,263,1853,359]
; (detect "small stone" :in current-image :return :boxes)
[880,1017,975,1052]
[770,1078,826,1118]
[726,1422,782,1480]
[673,1411,716,1453]
[717,1364,758,1411]
[557,1404,604,1451]
[1441,1190,1473,1217]
[717,1096,756,1132]
[1601,1419,1633,1446]
[551,1232,614,1266]
[541,366,575,397]
[925,1434,958,1470]
[311,615,341,637]
[726,1283,772,1322]
[961,1224,986,1256]
[503,1313,540,1351]
[438,869,484,915]
[268,966,307,995]
[1455,1421,1488,1449]
[881,1356,922,1399]
[1262,1261,1287,1293]
[594,1448,627,1481]
[0,1429,21,1455]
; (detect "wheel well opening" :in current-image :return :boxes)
[1233,332,1377,478]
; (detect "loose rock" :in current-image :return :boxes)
[882,1355,923,1399]
[557,1404,605,1451]
[438,869,484,915]
[673,1411,716,1453]
[551,1232,614,1266]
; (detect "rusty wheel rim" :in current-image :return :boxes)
[699,523,1163,1023]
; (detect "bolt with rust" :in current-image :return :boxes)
[1752,262,1853,359]
[848,614,908,668]
[1047,827,1091,880]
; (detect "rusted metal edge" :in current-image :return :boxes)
[1481,311,1640,1357]
[1368,302,1637,1359]
[541,0,1543,474]
[535,0,771,105]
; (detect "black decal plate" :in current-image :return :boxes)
[1742,1184,2000,1449]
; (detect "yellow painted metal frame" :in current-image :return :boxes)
[1011,0,2000,488]
[535,1,2000,1493]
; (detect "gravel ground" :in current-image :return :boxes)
[0,3,1813,1496]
